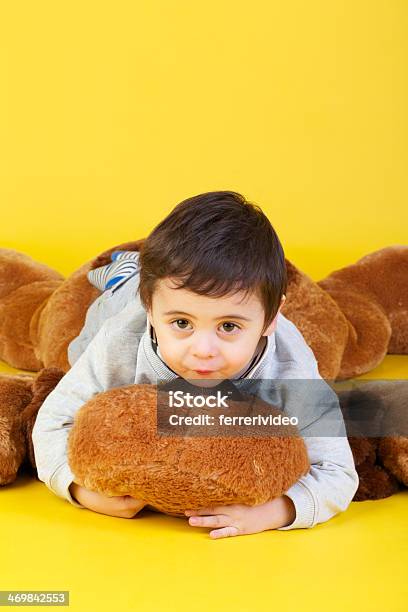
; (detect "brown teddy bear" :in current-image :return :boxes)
[335,378,407,500]
[0,243,407,502]
[68,382,311,516]
[0,369,312,513]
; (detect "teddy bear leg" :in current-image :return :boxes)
[377,437,408,488]
[354,246,408,355]
[0,374,34,485]
[358,380,408,489]
[318,246,408,378]
[352,459,400,501]
[321,288,391,380]
[347,436,398,500]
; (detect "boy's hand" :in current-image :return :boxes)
[185,495,296,539]
[69,482,146,518]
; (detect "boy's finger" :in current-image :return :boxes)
[185,506,224,516]
[188,514,230,528]
[210,526,240,539]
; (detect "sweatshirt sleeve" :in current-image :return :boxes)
[276,380,359,530]
[276,436,359,530]
[31,316,139,508]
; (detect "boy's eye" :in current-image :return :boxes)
[221,322,238,333]
[172,319,191,330]
[170,319,240,333]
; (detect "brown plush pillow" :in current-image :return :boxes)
[67,383,310,516]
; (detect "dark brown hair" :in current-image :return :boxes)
[138,191,287,334]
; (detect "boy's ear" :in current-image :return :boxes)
[263,294,286,336]
[146,308,153,327]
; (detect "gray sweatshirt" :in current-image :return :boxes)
[32,264,359,530]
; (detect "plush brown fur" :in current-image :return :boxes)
[318,246,408,379]
[336,379,407,500]
[0,249,64,371]
[283,260,349,379]
[0,374,34,484]
[67,384,310,516]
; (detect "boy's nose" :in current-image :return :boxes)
[191,335,218,359]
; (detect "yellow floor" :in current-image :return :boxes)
[1,357,407,612]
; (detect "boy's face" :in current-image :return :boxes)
[147,277,285,384]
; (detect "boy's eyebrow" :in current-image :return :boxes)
[162,310,252,322]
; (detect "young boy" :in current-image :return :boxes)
[32,191,359,539]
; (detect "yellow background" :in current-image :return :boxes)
[1,2,407,611]
[1,1,407,280]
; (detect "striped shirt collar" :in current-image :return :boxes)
[87,250,140,292]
